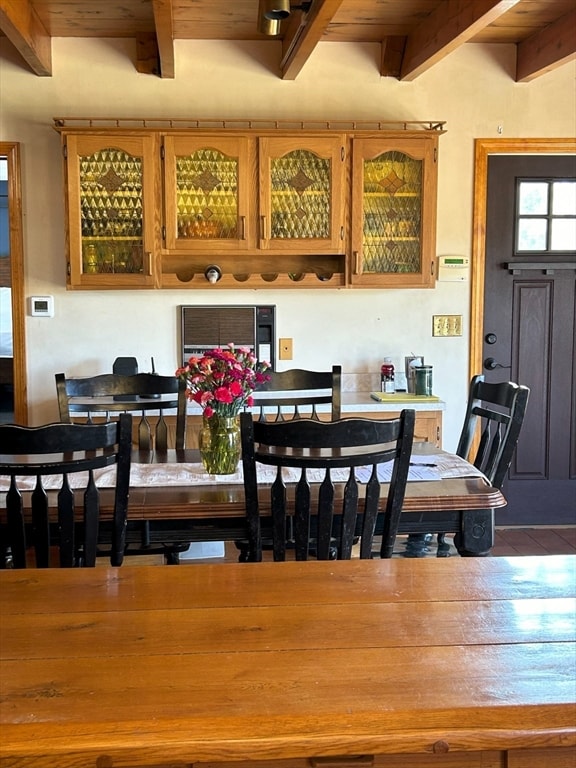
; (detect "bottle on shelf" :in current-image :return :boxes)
[381,358,395,393]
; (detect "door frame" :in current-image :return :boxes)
[470,138,576,382]
[0,142,27,424]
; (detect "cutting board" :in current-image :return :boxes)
[370,392,440,403]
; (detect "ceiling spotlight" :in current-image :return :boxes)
[262,0,291,21]
[258,14,282,36]
[258,1,313,36]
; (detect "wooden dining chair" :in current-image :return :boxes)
[0,415,132,568]
[434,374,530,556]
[251,365,342,421]
[55,372,187,451]
[234,365,342,559]
[456,375,530,488]
[55,371,188,563]
[240,409,415,561]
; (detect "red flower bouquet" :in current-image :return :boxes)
[176,344,270,418]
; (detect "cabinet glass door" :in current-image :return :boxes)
[65,134,157,288]
[363,150,422,273]
[259,136,345,253]
[163,136,251,251]
[351,137,437,288]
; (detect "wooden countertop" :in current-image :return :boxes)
[1,556,574,767]
[342,391,446,411]
[184,392,446,415]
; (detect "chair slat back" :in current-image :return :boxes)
[455,375,530,489]
[0,415,132,568]
[251,366,342,422]
[56,372,187,450]
[240,410,415,562]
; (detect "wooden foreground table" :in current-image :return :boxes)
[1,556,575,768]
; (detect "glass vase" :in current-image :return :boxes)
[198,414,241,475]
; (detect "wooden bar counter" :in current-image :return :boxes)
[1,556,575,768]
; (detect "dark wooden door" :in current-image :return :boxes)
[484,155,576,525]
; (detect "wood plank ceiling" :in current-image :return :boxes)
[0,0,574,82]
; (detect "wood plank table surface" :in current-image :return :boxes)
[1,556,575,768]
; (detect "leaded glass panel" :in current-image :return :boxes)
[270,150,331,239]
[362,151,422,273]
[79,148,144,274]
[176,149,239,239]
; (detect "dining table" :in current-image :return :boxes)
[0,445,506,558]
[1,555,575,768]
[119,444,506,557]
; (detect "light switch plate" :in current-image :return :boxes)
[433,315,462,336]
[279,338,293,360]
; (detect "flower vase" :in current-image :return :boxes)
[198,414,241,475]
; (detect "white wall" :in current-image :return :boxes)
[0,37,575,448]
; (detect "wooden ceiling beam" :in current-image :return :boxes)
[516,8,576,82]
[280,0,345,81]
[0,0,52,76]
[152,0,175,79]
[399,0,522,81]
[381,37,407,79]
[136,33,161,77]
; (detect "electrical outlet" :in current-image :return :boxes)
[279,338,293,360]
[433,315,462,337]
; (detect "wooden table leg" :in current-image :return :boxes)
[455,509,494,556]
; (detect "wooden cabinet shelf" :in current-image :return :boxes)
[56,121,444,290]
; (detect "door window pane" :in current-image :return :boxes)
[551,219,576,250]
[519,182,548,214]
[552,181,576,215]
[516,178,576,253]
[518,218,547,251]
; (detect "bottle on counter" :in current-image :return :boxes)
[381,358,395,393]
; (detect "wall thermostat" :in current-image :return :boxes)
[30,295,54,317]
[438,255,470,282]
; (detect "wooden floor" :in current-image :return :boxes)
[159,527,576,565]
[112,527,576,566]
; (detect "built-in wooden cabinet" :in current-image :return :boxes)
[175,405,441,451]
[345,408,442,446]
[257,135,345,255]
[57,121,444,290]
[63,133,159,289]
[160,132,347,288]
[163,135,252,254]
[350,136,439,288]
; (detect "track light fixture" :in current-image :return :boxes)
[263,0,291,21]
[258,1,312,36]
[258,14,281,35]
